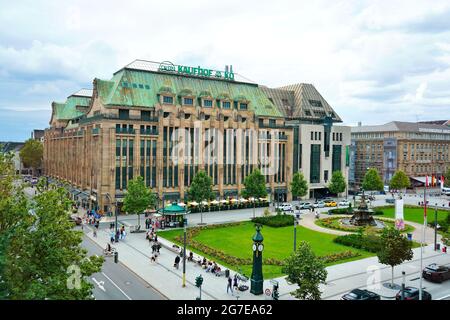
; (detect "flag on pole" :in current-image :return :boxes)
[424,175,428,218]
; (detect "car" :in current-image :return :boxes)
[395,287,432,300]
[342,289,381,300]
[312,201,326,208]
[31,177,38,184]
[69,214,82,226]
[422,263,450,283]
[385,198,395,204]
[298,202,312,210]
[279,203,293,212]
[338,200,351,207]
[324,200,337,207]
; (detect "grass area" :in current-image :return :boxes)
[376,206,449,224]
[159,222,374,279]
[315,216,415,234]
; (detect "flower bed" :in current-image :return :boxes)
[316,216,415,234]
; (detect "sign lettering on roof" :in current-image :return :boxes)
[158,61,235,81]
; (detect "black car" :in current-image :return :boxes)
[342,289,381,300]
[422,263,450,283]
[395,287,432,300]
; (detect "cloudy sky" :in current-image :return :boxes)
[1,0,450,141]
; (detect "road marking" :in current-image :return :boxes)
[437,294,450,300]
[92,277,106,292]
[101,272,132,300]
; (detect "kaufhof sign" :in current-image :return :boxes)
[158,61,235,81]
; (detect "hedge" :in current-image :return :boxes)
[333,234,383,253]
[251,214,294,227]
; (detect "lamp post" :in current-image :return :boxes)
[401,271,405,300]
[434,203,438,251]
[250,224,264,295]
[293,213,299,252]
[182,213,187,288]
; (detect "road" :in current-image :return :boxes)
[81,233,167,300]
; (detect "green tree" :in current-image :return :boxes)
[362,168,384,192]
[328,170,347,195]
[290,171,308,200]
[282,241,327,300]
[242,169,268,218]
[19,139,43,176]
[377,227,413,288]
[389,170,410,191]
[188,170,215,202]
[3,186,103,299]
[123,176,156,230]
[444,168,450,188]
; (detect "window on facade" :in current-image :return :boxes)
[222,101,231,109]
[309,100,323,108]
[305,110,312,116]
[163,96,174,104]
[269,119,276,127]
[183,97,193,105]
[203,99,213,107]
[119,109,129,120]
[311,132,314,140]
[240,103,248,110]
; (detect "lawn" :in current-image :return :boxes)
[159,221,374,279]
[376,206,449,224]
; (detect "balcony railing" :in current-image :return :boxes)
[116,128,136,134]
[140,129,159,135]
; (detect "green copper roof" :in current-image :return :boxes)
[96,69,283,117]
[53,95,90,120]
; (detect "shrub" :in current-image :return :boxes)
[263,208,272,217]
[251,214,294,227]
[333,234,383,253]
[328,208,352,215]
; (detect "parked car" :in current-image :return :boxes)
[31,177,38,185]
[422,263,450,283]
[69,214,82,226]
[338,200,351,207]
[324,200,337,207]
[298,202,312,210]
[342,289,381,300]
[279,203,293,212]
[312,201,326,208]
[385,198,395,204]
[395,287,432,300]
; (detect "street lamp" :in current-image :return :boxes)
[182,213,188,288]
[434,203,438,251]
[293,213,300,252]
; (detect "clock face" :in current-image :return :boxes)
[252,244,257,251]
[258,244,264,252]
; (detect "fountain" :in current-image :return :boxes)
[340,190,385,228]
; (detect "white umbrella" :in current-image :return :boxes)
[249,197,256,202]
[240,198,248,203]
[210,200,219,205]
[259,197,268,201]
[201,201,209,206]
[153,213,162,218]
[189,201,199,206]
[230,198,239,203]
[178,202,186,207]
[220,199,228,204]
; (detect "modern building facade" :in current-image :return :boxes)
[43,60,350,212]
[350,121,450,189]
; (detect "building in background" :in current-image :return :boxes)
[31,129,45,141]
[43,60,349,211]
[0,141,29,175]
[350,121,450,189]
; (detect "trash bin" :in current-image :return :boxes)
[436,243,441,251]
[225,269,230,278]
[114,251,119,263]
[407,233,413,241]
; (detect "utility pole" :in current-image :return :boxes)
[182,215,187,287]
[401,271,405,300]
[434,203,438,251]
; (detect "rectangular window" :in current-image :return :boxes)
[203,99,213,107]
[163,96,174,104]
[240,103,248,110]
[141,110,151,121]
[119,109,129,120]
[332,145,342,173]
[310,144,321,183]
[183,97,193,105]
[222,101,231,109]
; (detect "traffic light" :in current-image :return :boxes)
[195,275,203,288]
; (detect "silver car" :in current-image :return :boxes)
[312,201,326,208]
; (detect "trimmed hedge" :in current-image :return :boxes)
[333,234,383,253]
[251,214,294,227]
[328,208,353,215]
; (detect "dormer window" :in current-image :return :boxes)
[203,99,213,108]
[183,97,193,106]
[163,96,174,104]
[222,101,231,109]
[239,103,248,110]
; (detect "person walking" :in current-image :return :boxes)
[233,274,238,290]
[227,275,233,295]
[110,230,115,244]
[174,255,181,269]
[93,229,97,237]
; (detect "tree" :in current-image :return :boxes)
[123,176,156,230]
[290,171,308,200]
[282,241,327,300]
[377,227,413,288]
[3,186,103,299]
[445,168,450,188]
[188,170,215,203]
[362,168,384,192]
[19,139,43,176]
[389,170,410,191]
[242,169,268,218]
[328,170,347,196]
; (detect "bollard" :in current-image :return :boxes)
[114,251,119,263]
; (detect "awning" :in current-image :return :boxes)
[411,176,426,184]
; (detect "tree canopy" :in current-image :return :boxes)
[362,168,384,191]
[290,171,308,199]
[123,176,156,228]
[19,139,43,175]
[389,170,410,190]
[241,169,267,199]
[328,170,347,195]
[445,168,450,188]
[282,241,327,300]
[188,170,215,202]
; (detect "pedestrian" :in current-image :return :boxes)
[174,255,181,269]
[155,233,158,242]
[115,230,120,242]
[227,275,233,295]
[151,243,156,253]
[95,220,99,229]
[233,274,238,290]
[93,229,97,237]
[110,231,115,243]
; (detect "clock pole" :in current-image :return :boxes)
[250,224,264,295]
